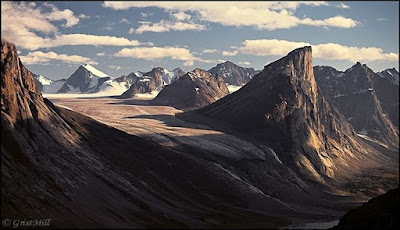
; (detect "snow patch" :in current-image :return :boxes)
[83,64,108,78]
[227,84,242,93]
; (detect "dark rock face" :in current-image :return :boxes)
[208,61,257,86]
[333,187,399,229]
[314,64,398,147]
[184,47,379,179]
[152,68,229,109]
[373,68,399,128]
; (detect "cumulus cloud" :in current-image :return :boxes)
[115,46,197,61]
[20,51,97,65]
[202,49,218,54]
[172,11,191,21]
[103,1,358,30]
[46,8,79,27]
[96,52,106,56]
[238,39,398,62]
[133,20,206,34]
[1,2,146,50]
[301,16,357,28]
[222,50,239,56]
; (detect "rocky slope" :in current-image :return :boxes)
[208,61,258,86]
[314,64,398,147]
[152,68,229,109]
[333,187,399,229]
[0,39,309,228]
[180,46,394,181]
[373,68,399,128]
[120,67,185,98]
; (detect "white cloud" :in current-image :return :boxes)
[222,50,239,56]
[183,60,194,66]
[20,51,97,65]
[46,8,79,27]
[238,61,251,65]
[128,28,135,34]
[115,46,198,61]
[301,16,357,28]
[109,65,121,70]
[1,2,146,50]
[377,18,387,22]
[238,39,399,62]
[202,49,218,54]
[96,52,106,56]
[336,3,350,9]
[78,14,90,19]
[172,11,191,21]
[134,20,206,34]
[49,34,142,47]
[103,1,357,30]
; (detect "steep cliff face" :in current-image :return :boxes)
[373,68,399,128]
[185,47,379,179]
[314,64,398,147]
[152,68,229,109]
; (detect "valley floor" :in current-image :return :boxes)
[46,95,399,228]
[49,96,271,160]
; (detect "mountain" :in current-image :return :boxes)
[314,64,398,147]
[32,73,52,91]
[0,39,322,228]
[57,64,112,93]
[180,46,391,180]
[208,61,258,86]
[333,187,399,229]
[373,68,399,127]
[120,67,186,98]
[151,68,229,109]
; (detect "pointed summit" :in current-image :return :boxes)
[152,68,229,109]
[180,46,380,179]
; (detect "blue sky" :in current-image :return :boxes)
[2,1,398,80]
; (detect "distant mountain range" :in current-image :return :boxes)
[152,68,229,109]
[120,67,186,98]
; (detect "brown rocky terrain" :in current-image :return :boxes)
[180,46,397,182]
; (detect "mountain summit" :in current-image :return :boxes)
[182,46,385,180]
[152,68,229,109]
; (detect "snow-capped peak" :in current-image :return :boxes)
[34,74,52,85]
[82,64,109,78]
